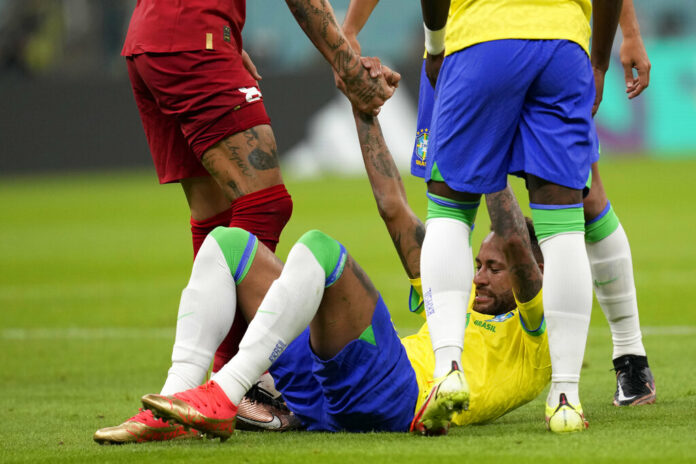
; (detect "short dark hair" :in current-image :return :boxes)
[525,217,544,265]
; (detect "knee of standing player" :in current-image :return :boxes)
[530,204,585,241]
[296,230,347,287]
[209,226,259,284]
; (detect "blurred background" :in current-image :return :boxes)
[1,0,695,177]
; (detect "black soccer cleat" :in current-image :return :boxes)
[612,354,656,406]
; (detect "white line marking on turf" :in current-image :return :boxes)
[0,328,173,340]
[2,325,695,340]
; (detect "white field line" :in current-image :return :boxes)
[1,325,695,340]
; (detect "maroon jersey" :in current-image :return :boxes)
[122,0,246,56]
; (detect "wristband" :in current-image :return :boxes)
[424,23,446,55]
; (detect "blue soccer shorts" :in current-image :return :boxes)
[269,295,418,432]
[426,39,595,193]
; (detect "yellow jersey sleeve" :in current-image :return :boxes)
[445,0,592,57]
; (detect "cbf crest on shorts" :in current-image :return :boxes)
[411,127,429,178]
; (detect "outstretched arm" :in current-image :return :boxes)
[353,111,424,279]
[486,187,542,304]
[285,0,396,115]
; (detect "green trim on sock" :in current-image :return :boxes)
[530,207,585,240]
[426,194,479,228]
[585,205,620,243]
[296,229,344,283]
[358,325,376,346]
[210,227,258,284]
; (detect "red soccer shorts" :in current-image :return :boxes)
[126,50,271,184]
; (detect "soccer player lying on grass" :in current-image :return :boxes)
[94,113,552,442]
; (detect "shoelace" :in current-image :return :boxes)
[245,383,288,411]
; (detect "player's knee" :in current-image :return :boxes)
[296,230,347,287]
[210,226,259,283]
[530,204,585,241]
[426,192,479,228]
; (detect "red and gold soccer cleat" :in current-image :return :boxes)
[93,408,199,445]
[141,380,238,441]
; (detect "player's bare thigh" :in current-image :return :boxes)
[180,176,231,221]
[582,162,609,221]
[310,255,380,360]
[427,180,481,203]
[527,174,584,205]
[201,124,284,201]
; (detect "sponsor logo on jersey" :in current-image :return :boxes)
[223,25,231,43]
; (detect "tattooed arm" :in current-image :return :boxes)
[353,111,424,279]
[486,186,542,303]
[285,0,396,115]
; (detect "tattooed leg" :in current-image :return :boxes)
[201,124,283,202]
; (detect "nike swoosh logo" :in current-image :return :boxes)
[594,277,618,287]
[616,383,637,403]
[237,414,282,430]
[177,312,195,320]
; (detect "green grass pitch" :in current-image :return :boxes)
[1,158,695,463]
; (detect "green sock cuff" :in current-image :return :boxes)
[296,230,347,287]
[426,192,479,228]
[530,205,585,241]
[210,227,258,284]
[585,203,620,243]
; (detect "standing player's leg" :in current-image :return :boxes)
[526,177,592,433]
[143,230,417,436]
[417,42,532,434]
[583,162,655,406]
[515,40,596,433]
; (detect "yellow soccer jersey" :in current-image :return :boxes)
[401,290,551,426]
[444,0,592,57]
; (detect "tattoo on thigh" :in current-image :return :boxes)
[223,140,252,177]
[226,180,244,198]
[249,147,279,171]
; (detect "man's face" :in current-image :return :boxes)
[473,233,516,315]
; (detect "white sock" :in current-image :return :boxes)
[586,224,646,359]
[541,232,592,408]
[160,236,238,396]
[421,217,473,378]
[212,243,325,405]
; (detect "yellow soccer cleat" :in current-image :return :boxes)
[545,393,589,433]
[410,361,470,436]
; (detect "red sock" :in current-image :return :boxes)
[229,184,293,253]
[190,207,233,258]
[212,184,293,372]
